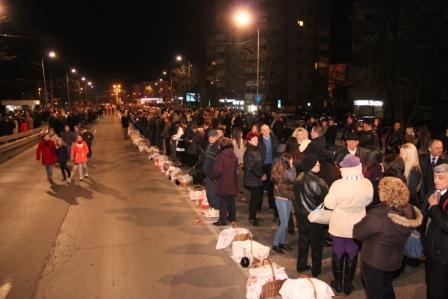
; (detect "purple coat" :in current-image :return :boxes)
[210,144,238,196]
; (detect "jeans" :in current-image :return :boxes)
[273,198,292,246]
[218,195,236,223]
[248,186,263,220]
[362,262,396,299]
[45,165,53,178]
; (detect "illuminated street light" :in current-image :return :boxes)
[233,9,260,105]
[71,68,77,73]
[87,81,92,86]
[159,78,163,82]
[48,51,57,58]
[176,55,182,62]
[234,10,252,26]
[81,77,86,81]
[298,20,304,27]
[162,71,167,75]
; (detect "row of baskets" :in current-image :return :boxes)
[127,123,335,299]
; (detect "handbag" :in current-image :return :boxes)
[403,229,423,259]
[307,203,332,225]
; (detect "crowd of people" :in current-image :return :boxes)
[123,103,448,299]
[35,105,102,183]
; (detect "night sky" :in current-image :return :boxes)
[0,0,351,90]
[0,0,214,88]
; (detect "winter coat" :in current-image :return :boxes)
[424,191,448,265]
[324,164,373,238]
[36,140,57,166]
[407,167,423,208]
[243,143,264,187]
[293,171,329,217]
[55,145,70,163]
[304,135,332,162]
[202,141,220,178]
[210,144,238,196]
[19,122,28,133]
[61,131,76,146]
[121,116,130,128]
[333,146,369,167]
[186,131,201,155]
[359,130,380,151]
[354,203,422,271]
[419,153,448,196]
[71,141,89,164]
[272,165,296,200]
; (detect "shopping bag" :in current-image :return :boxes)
[403,229,423,259]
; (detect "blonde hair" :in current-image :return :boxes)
[292,127,309,143]
[401,143,420,179]
[379,176,410,208]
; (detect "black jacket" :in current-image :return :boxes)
[419,153,448,196]
[325,125,337,145]
[293,171,329,217]
[333,146,369,166]
[243,143,264,187]
[407,167,423,208]
[359,130,380,151]
[424,192,448,265]
[202,141,220,178]
[304,135,332,162]
[258,134,279,165]
[385,129,404,154]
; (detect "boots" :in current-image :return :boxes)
[330,253,344,293]
[343,254,358,295]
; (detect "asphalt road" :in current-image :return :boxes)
[0,116,246,299]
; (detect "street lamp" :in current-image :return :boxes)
[162,71,167,75]
[234,9,260,106]
[71,68,77,74]
[41,51,57,105]
[176,55,182,62]
[175,54,192,91]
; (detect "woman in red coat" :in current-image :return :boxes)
[19,119,28,133]
[36,134,57,182]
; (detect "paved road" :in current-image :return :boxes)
[0,116,246,299]
[0,115,427,299]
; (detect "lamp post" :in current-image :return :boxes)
[41,51,57,105]
[176,55,192,91]
[234,10,260,106]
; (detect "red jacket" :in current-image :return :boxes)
[210,144,238,196]
[19,122,28,133]
[36,140,57,165]
[71,141,89,164]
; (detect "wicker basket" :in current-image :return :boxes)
[260,259,286,299]
[231,223,251,241]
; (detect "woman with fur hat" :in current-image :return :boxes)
[324,154,373,295]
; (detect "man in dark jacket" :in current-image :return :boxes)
[304,125,332,163]
[341,115,357,143]
[385,121,404,154]
[258,124,279,218]
[424,163,448,299]
[420,139,448,196]
[210,137,238,225]
[293,154,329,276]
[359,120,379,151]
[333,132,369,167]
[202,130,221,209]
[325,118,337,148]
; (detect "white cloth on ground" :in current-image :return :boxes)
[279,277,335,299]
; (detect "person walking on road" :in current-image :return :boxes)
[71,135,89,181]
[36,134,57,183]
[61,124,76,154]
[121,110,130,139]
[210,137,238,226]
[55,138,71,182]
[81,128,95,158]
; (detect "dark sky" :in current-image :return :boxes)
[0,0,214,88]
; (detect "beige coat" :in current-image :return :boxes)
[324,164,373,238]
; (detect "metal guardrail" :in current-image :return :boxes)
[0,126,48,162]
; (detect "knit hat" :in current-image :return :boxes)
[299,154,319,172]
[339,154,361,168]
[246,132,258,141]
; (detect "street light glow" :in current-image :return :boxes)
[48,51,57,58]
[176,55,182,62]
[298,20,304,27]
[234,10,252,27]
[162,71,167,75]
[87,81,92,86]
[81,77,86,81]
[159,78,163,82]
[71,68,77,73]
